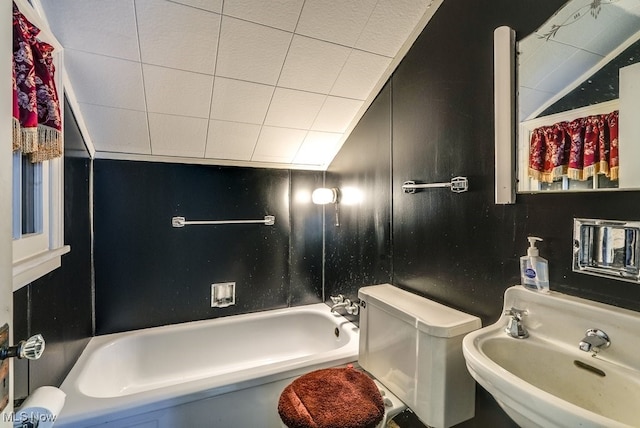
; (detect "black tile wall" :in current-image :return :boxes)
[289,172,324,306]
[325,82,393,308]
[324,0,640,426]
[93,161,323,335]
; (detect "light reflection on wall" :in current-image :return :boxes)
[340,187,364,205]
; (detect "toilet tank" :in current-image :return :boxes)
[358,284,481,428]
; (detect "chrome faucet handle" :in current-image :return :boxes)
[504,308,529,339]
[330,294,345,304]
[345,300,360,316]
[504,307,528,320]
[579,329,610,353]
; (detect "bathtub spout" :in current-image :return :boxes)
[330,302,349,313]
[330,299,359,315]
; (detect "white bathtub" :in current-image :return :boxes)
[57,303,359,427]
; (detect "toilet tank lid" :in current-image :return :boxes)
[358,284,482,338]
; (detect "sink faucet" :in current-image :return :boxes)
[504,307,529,339]
[579,329,610,353]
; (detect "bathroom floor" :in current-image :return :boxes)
[388,409,427,428]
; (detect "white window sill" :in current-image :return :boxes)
[13,245,71,291]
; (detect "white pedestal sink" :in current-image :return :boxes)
[463,286,640,428]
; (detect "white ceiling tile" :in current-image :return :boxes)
[264,88,326,129]
[148,113,208,157]
[518,87,555,122]
[216,17,293,85]
[252,126,307,163]
[617,0,640,16]
[143,65,214,118]
[356,0,431,57]
[535,49,603,95]
[312,97,363,133]
[223,0,304,31]
[278,36,351,93]
[205,120,261,160]
[65,50,146,111]
[293,131,342,165]
[169,0,222,13]
[80,103,151,154]
[296,0,378,46]
[210,78,274,124]
[518,35,546,81]
[41,0,440,167]
[534,1,640,55]
[519,40,602,93]
[136,0,220,74]
[330,49,392,100]
[40,0,140,61]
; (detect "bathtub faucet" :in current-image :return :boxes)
[330,295,359,315]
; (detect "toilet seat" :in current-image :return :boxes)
[278,367,388,428]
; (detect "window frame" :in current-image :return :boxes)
[12,0,69,290]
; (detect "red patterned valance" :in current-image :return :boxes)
[529,110,618,183]
[12,2,62,162]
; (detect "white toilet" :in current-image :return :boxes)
[279,283,481,428]
[358,283,481,427]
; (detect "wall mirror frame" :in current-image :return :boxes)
[516,0,640,194]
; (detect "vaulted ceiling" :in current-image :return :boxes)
[39,0,442,169]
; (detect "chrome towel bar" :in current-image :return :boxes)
[172,215,275,228]
[402,176,468,194]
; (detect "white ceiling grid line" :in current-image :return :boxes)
[132,0,153,157]
[38,0,443,169]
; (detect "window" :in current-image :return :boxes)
[12,152,68,290]
[13,153,48,259]
[518,100,620,193]
[12,0,68,290]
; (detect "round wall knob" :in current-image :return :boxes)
[0,334,46,360]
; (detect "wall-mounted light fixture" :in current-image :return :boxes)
[311,187,339,205]
[312,187,340,226]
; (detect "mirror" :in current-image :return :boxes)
[573,218,640,282]
[517,0,640,192]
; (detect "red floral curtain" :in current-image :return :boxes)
[529,110,619,183]
[12,2,62,162]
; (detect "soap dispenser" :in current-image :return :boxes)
[520,236,549,292]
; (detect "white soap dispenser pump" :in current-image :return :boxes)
[520,236,549,292]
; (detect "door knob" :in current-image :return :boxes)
[0,334,45,360]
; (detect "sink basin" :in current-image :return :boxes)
[463,286,640,428]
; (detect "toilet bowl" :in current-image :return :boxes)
[278,284,481,428]
[373,380,406,427]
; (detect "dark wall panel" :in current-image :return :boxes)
[290,171,324,306]
[388,0,640,325]
[94,160,323,335]
[325,82,393,306]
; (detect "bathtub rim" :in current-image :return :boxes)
[57,303,359,426]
